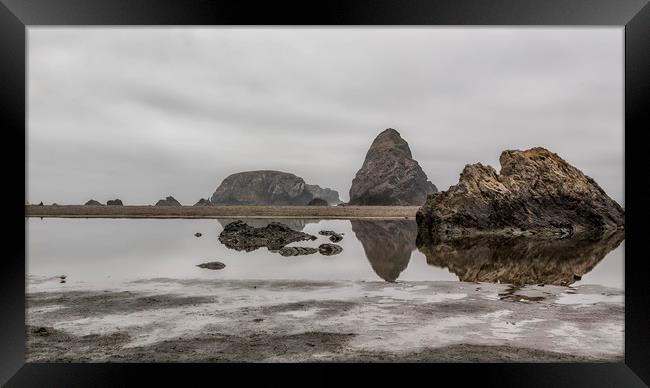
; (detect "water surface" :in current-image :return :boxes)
[27,218,623,290]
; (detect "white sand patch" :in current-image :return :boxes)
[556,292,624,305]
[489,318,546,341]
[277,307,322,318]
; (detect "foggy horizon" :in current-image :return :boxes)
[27,27,624,205]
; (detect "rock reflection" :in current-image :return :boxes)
[351,220,418,282]
[217,218,318,232]
[416,230,624,286]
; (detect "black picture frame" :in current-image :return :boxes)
[1,0,648,386]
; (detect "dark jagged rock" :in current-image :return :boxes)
[318,243,343,256]
[211,170,341,205]
[38,202,44,206]
[218,220,317,252]
[318,230,343,243]
[349,128,437,205]
[194,198,212,206]
[278,246,319,256]
[194,232,202,238]
[351,220,417,282]
[33,327,51,336]
[307,198,329,206]
[84,199,103,206]
[156,196,181,206]
[416,147,625,239]
[416,229,624,287]
[106,199,123,206]
[196,261,226,270]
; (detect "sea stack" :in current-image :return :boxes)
[307,198,329,206]
[349,128,437,205]
[194,198,212,206]
[155,196,181,206]
[416,147,625,239]
[211,170,341,206]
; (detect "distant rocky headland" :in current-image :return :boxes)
[210,170,341,206]
[416,147,624,240]
[29,129,624,240]
[349,128,437,205]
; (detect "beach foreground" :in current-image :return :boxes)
[25,205,419,219]
[27,278,623,362]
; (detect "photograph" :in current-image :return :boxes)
[24,27,625,363]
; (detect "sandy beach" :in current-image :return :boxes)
[25,205,420,219]
[26,278,624,362]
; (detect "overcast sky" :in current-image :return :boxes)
[28,27,623,205]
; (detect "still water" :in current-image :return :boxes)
[27,218,623,290]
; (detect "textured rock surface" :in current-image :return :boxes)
[218,220,317,252]
[196,261,226,270]
[211,170,340,206]
[318,243,343,256]
[318,230,343,243]
[84,199,103,206]
[349,128,437,205]
[351,220,417,282]
[155,196,181,206]
[417,229,624,287]
[416,147,624,239]
[307,198,329,206]
[106,199,123,206]
[305,185,342,204]
[194,198,212,206]
[278,246,318,257]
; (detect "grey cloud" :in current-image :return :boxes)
[28,27,623,205]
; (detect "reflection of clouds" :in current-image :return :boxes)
[28,28,622,205]
[416,230,624,286]
[351,220,417,282]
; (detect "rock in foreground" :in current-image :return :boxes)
[156,196,181,206]
[349,128,437,205]
[211,170,341,205]
[278,246,318,256]
[416,147,624,239]
[318,230,343,243]
[197,261,226,270]
[318,243,343,256]
[219,220,317,252]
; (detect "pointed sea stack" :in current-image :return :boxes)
[349,128,437,205]
[416,147,624,239]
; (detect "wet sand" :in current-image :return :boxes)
[27,278,624,362]
[25,205,419,219]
